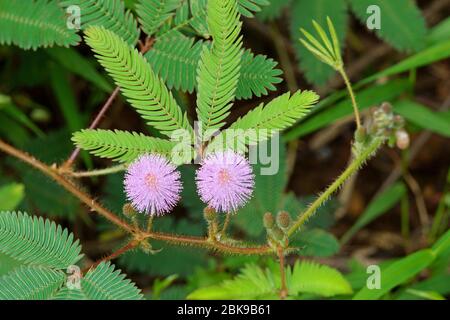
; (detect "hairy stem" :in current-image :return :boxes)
[62,86,121,170]
[278,246,288,299]
[338,67,361,130]
[0,138,272,256]
[83,240,139,273]
[221,212,232,237]
[69,164,126,178]
[0,138,135,234]
[288,138,384,237]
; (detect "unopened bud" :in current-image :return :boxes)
[123,203,137,217]
[271,226,285,241]
[395,130,410,150]
[203,207,217,222]
[276,211,291,230]
[393,115,404,127]
[381,102,392,114]
[263,212,274,229]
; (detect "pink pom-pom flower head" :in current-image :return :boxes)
[196,151,254,213]
[124,154,182,215]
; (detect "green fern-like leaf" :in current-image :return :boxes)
[189,0,210,37]
[290,0,348,85]
[208,90,318,151]
[60,0,140,45]
[288,260,353,297]
[187,264,278,299]
[82,262,144,300]
[72,129,193,163]
[136,0,184,36]
[349,0,427,52]
[84,26,193,137]
[145,31,207,93]
[238,0,270,17]
[196,0,243,136]
[52,287,88,300]
[188,260,352,299]
[0,211,83,269]
[0,266,65,300]
[137,0,268,36]
[145,34,282,99]
[0,0,80,50]
[231,90,318,133]
[236,50,283,100]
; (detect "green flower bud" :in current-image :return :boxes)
[271,226,285,242]
[381,102,392,114]
[263,212,275,229]
[122,203,137,217]
[276,211,291,230]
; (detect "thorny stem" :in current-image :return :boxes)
[221,212,232,237]
[0,139,136,234]
[278,246,288,299]
[62,86,121,170]
[0,138,272,256]
[338,67,361,130]
[69,164,126,178]
[287,137,384,237]
[146,215,154,232]
[83,240,139,274]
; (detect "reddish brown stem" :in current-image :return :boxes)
[278,246,288,299]
[63,86,121,170]
[0,138,273,256]
[83,240,139,274]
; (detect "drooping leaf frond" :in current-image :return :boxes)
[145,34,282,99]
[82,262,144,300]
[145,31,207,93]
[0,211,83,269]
[236,50,283,100]
[72,129,193,163]
[208,90,318,152]
[0,266,65,300]
[84,26,193,137]
[196,0,243,136]
[60,0,140,45]
[0,0,80,50]
[288,260,353,297]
